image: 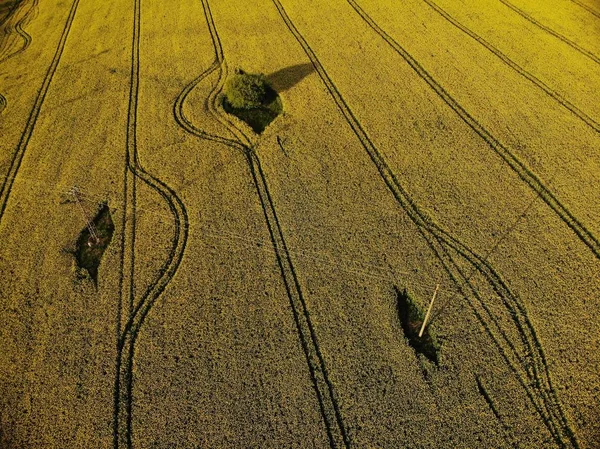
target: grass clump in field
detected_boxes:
[75,203,114,285]
[394,286,440,365]
[222,69,282,134]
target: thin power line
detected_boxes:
[1,172,420,283]
[0,171,556,302]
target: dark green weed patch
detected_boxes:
[395,286,441,365]
[75,203,114,284]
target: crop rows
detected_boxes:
[272,0,581,446]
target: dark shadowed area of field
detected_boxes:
[0,0,19,22]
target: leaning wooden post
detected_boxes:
[419,283,439,338]
[69,186,100,246]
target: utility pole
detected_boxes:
[68,186,99,246]
[419,283,439,338]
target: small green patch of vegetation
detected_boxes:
[222,69,282,134]
[394,286,441,365]
[224,71,270,109]
[75,203,114,285]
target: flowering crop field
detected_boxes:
[0,0,598,447]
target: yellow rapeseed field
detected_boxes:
[0,0,598,447]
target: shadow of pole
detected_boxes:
[266,62,314,92]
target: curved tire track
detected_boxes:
[173,1,350,447]
[0,0,38,63]
[420,0,600,133]
[272,0,579,447]
[112,0,189,447]
[173,61,243,149]
[0,0,79,224]
[496,0,600,65]
[0,0,39,116]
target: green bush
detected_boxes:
[224,71,270,109]
[395,286,441,365]
[221,69,282,134]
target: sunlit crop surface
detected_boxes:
[0,0,598,447]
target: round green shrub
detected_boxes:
[224,72,270,109]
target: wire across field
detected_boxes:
[271,1,581,446]
[0,0,598,447]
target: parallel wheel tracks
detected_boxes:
[0,0,590,446]
[0,0,189,447]
[569,0,600,20]
[420,0,600,134]
[272,0,580,447]
[173,1,350,448]
[113,0,189,447]
[496,0,600,65]
[346,0,600,263]
[0,0,79,224]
